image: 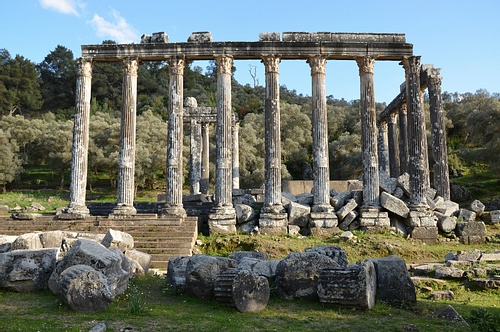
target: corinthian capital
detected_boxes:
[215,55,233,75]
[169,56,185,76]
[77,58,93,78]
[356,56,375,75]
[122,58,139,76]
[400,56,421,75]
[261,54,281,74]
[307,55,327,75]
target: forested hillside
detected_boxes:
[0,44,499,200]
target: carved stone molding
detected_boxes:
[122,58,139,76]
[77,58,93,78]
[356,56,375,75]
[215,55,233,75]
[307,55,327,75]
[169,56,185,76]
[261,54,281,74]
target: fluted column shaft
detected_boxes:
[164,56,186,216]
[356,56,380,208]
[200,122,210,194]
[232,120,240,190]
[402,56,428,207]
[190,118,202,194]
[387,111,400,177]
[214,55,234,207]
[378,121,390,182]
[262,55,283,210]
[308,56,331,211]
[66,58,92,216]
[428,69,450,200]
[398,103,409,175]
[114,58,139,214]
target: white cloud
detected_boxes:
[40,0,83,16]
[89,10,139,44]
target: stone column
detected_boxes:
[307,55,337,229]
[232,119,240,190]
[190,118,202,195]
[208,55,236,234]
[402,56,436,230]
[163,56,186,217]
[200,122,210,194]
[398,103,409,175]
[61,58,92,219]
[112,58,139,216]
[428,68,450,200]
[387,111,400,178]
[378,120,390,184]
[260,54,287,234]
[356,56,388,227]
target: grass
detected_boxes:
[0,272,498,332]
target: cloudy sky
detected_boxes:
[1,0,499,103]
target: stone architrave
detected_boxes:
[426,67,450,200]
[163,56,187,217]
[259,54,287,233]
[62,58,93,218]
[208,55,236,234]
[113,58,139,216]
[307,55,337,226]
[387,112,400,177]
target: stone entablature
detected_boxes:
[81,33,412,61]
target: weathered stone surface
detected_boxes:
[336,198,358,221]
[166,256,190,292]
[380,192,409,218]
[430,290,455,301]
[434,266,464,279]
[479,252,500,262]
[237,219,258,234]
[338,211,358,231]
[296,193,314,206]
[456,222,486,244]
[288,225,300,235]
[89,323,107,332]
[282,32,311,42]
[481,210,500,224]
[281,191,297,205]
[0,248,58,292]
[435,200,460,216]
[101,229,134,252]
[458,208,476,222]
[434,212,457,233]
[450,183,471,203]
[466,278,500,290]
[215,269,270,313]
[435,305,469,325]
[48,239,131,298]
[0,205,9,212]
[470,200,485,216]
[379,177,397,195]
[39,230,66,249]
[11,232,43,250]
[185,254,236,299]
[366,255,416,305]
[57,264,113,312]
[411,226,438,243]
[259,32,280,41]
[317,261,377,310]
[124,249,151,275]
[0,235,17,253]
[233,194,256,206]
[235,204,256,224]
[237,257,278,279]
[229,251,268,264]
[287,201,310,227]
[455,249,482,261]
[331,192,352,211]
[305,245,348,269]
[396,172,411,196]
[187,31,212,43]
[275,252,340,300]
[410,263,443,276]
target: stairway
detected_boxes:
[0,214,198,269]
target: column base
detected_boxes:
[310,211,338,228]
[208,205,236,235]
[359,207,390,228]
[161,205,187,218]
[109,204,137,218]
[405,208,437,228]
[259,211,288,235]
[58,204,90,220]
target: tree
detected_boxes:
[0,49,42,116]
[0,129,23,193]
[36,45,77,117]
[329,131,362,180]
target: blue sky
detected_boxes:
[1,0,499,103]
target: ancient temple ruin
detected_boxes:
[61,31,449,237]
